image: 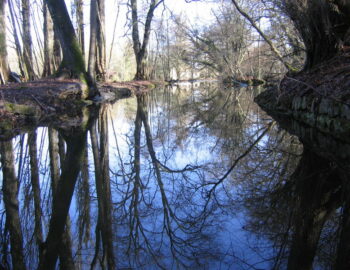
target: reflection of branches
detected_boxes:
[112,94,223,269]
[205,122,274,195]
[0,140,26,270]
[90,105,115,270]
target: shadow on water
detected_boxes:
[0,83,349,269]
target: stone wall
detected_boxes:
[255,87,350,144]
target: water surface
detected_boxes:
[0,83,349,269]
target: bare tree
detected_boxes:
[231,0,296,72]
[130,0,164,80]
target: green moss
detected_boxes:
[0,119,13,130]
[4,102,36,115]
[147,83,156,89]
[72,99,93,106]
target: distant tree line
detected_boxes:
[0,0,348,96]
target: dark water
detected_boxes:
[0,83,349,269]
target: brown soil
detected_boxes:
[0,79,156,108]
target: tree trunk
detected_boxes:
[0,141,26,270]
[75,0,85,57]
[96,0,106,81]
[8,0,25,78]
[88,0,98,84]
[43,1,55,77]
[22,0,36,80]
[0,0,9,84]
[45,0,98,98]
[282,0,350,70]
[130,0,163,80]
[53,28,62,72]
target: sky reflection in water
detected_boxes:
[1,83,348,269]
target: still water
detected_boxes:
[0,83,349,269]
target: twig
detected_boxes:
[30,94,47,111]
[284,75,350,107]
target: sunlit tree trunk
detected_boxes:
[0,141,26,270]
[96,0,106,81]
[0,0,9,84]
[88,0,98,84]
[8,0,25,78]
[43,1,55,77]
[22,0,36,79]
[75,0,85,57]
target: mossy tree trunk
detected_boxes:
[0,0,9,84]
[45,0,98,98]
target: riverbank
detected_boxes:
[0,79,157,139]
[255,52,350,143]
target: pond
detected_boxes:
[0,83,349,269]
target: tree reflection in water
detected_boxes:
[0,84,349,269]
